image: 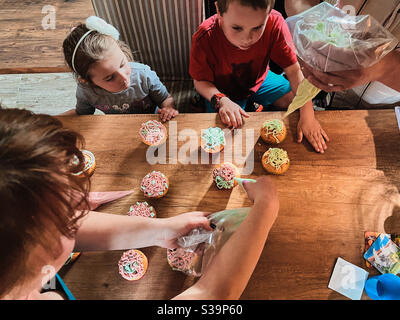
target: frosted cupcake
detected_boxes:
[200,127,225,153]
[141,171,169,198]
[118,249,148,281]
[139,120,167,146]
[167,248,196,274]
[71,149,96,178]
[262,147,290,175]
[212,162,240,190]
[260,119,287,144]
[128,201,156,218]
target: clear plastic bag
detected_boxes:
[169,207,250,277]
[286,2,398,72]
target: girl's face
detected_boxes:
[217,1,270,50]
[88,41,131,93]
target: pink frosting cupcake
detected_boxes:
[212,162,240,190]
[167,248,196,273]
[139,120,167,146]
[140,171,169,198]
[118,249,148,281]
[128,201,156,218]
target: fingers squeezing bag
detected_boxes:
[283,2,398,118]
[167,208,250,277]
[286,2,398,72]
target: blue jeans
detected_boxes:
[205,70,291,112]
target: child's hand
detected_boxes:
[156,211,213,248]
[158,106,179,122]
[218,98,249,129]
[242,176,279,207]
[297,115,329,153]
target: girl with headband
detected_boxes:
[61,16,178,122]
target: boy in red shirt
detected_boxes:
[190,0,329,153]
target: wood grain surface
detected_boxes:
[0,0,94,74]
[57,110,400,300]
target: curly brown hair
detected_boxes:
[216,0,275,15]
[63,23,134,83]
[0,107,90,298]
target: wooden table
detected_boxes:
[58,110,400,300]
[0,0,94,74]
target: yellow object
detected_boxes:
[283,79,321,118]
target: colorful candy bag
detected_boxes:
[286,2,398,72]
[172,207,250,277]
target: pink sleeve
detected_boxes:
[270,16,298,69]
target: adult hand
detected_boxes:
[298,50,389,93]
[218,97,249,129]
[156,211,213,248]
[297,113,329,153]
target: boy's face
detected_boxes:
[217,1,270,50]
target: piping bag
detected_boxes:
[74,190,134,210]
[234,177,257,189]
[175,207,251,276]
[66,189,134,266]
[173,179,257,276]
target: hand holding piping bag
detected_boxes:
[234,177,257,188]
[236,176,279,207]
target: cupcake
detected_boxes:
[141,171,169,198]
[128,201,156,218]
[262,147,290,175]
[118,249,148,281]
[200,127,225,153]
[71,150,96,178]
[139,120,167,146]
[212,162,240,190]
[167,248,196,274]
[260,119,287,144]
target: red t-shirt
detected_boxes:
[190,10,298,101]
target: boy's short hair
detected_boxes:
[217,0,275,15]
[0,107,90,298]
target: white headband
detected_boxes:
[71,16,120,74]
